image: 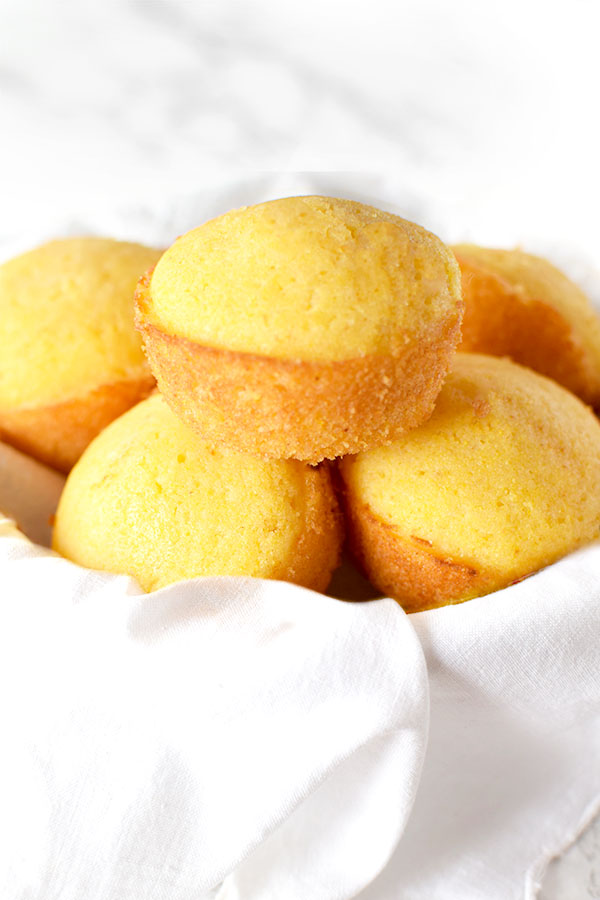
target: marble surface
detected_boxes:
[542,820,600,900]
[2,0,600,254]
[1,0,600,895]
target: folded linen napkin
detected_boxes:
[0,450,428,900]
[0,442,64,546]
[2,440,599,899]
[359,550,600,899]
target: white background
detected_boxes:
[1,0,599,894]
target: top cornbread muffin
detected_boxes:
[454,244,600,407]
[0,237,162,471]
[136,196,463,462]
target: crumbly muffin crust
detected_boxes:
[137,271,460,462]
[455,245,600,407]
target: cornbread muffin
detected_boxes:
[454,244,600,407]
[52,393,342,593]
[0,237,162,472]
[136,196,463,462]
[339,353,600,612]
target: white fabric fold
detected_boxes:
[2,439,599,899]
[358,551,600,899]
[0,442,64,546]
[0,512,429,900]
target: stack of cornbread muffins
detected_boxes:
[3,196,600,612]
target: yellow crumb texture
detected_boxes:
[52,393,341,592]
[148,196,462,362]
[342,354,600,600]
[0,237,162,408]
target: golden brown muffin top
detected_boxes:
[147,196,462,362]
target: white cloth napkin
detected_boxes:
[360,554,600,899]
[2,177,600,898]
[0,452,429,900]
[2,444,600,900]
